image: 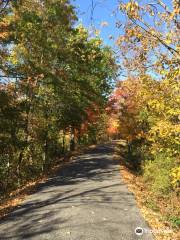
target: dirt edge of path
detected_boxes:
[113,140,179,240]
[0,144,97,220]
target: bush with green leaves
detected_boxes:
[143,153,177,195]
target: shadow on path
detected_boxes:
[0,142,151,240]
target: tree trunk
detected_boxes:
[62,130,66,153]
[70,127,75,151]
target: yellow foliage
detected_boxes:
[171,167,180,190]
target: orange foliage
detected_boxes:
[107,117,119,137]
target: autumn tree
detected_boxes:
[111,0,180,200]
[0,0,116,195]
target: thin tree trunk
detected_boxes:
[70,127,75,151]
[62,129,66,154]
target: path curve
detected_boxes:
[0,142,153,240]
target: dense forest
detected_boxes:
[0,0,179,230]
[107,0,180,228]
[0,0,116,195]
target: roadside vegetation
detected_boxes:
[107,0,180,231]
[0,0,116,199]
[0,0,179,234]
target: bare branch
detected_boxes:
[0,0,10,14]
[130,18,180,56]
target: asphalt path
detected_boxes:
[0,142,153,240]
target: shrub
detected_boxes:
[143,153,177,196]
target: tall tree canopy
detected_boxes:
[0,0,116,194]
[107,0,180,201]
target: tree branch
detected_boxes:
[130,18,180,56]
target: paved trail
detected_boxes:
[0,143,153,240]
